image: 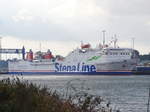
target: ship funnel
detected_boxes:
[26,49,33,61]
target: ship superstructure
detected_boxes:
[8,40,140,75]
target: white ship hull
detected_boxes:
[8,56,138,75]
[8,43,140,75]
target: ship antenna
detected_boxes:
[39,42,41,51]
[114,34,117,48]
[102,30,106,46]
[0,36,2,60]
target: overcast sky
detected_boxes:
[0,0,150,56]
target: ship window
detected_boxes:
[110,52,112,55]
[113,52,118,55]
[105,52,108,55]
[120,53,122,55]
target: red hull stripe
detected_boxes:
[9,70,131,72]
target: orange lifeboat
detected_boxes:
[81,44,91,49]
[43,50,53,59]
[26,49,33,61]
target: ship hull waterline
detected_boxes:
[8,71,133,75]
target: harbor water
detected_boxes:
[1,74,150,112]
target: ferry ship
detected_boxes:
[8,39,140,75]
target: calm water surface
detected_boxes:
[1,75,150,112]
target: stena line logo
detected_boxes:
[55,63,96,72]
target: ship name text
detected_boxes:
[55,63,96,72]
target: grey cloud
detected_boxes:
[0,0,150,53]
[107,0,150,16]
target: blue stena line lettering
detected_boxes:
[55,63,96,72]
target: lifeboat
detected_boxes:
[43,50,53,59]
[81,44,91,49]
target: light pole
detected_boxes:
[102,30,106,46]
[0,37,2,60]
